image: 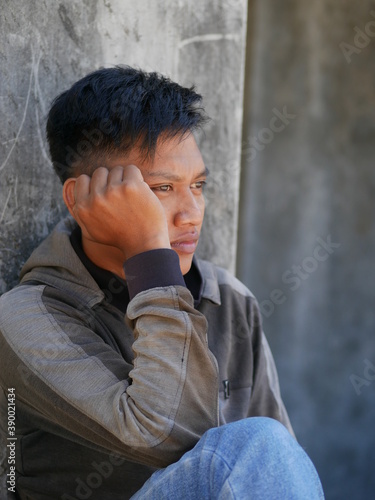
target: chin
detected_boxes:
[179,256,194,276]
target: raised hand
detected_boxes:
[63,165,171,260]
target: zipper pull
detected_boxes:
[223,379,230,399]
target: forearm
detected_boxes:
[0,279,219,467]
[126,285,219,452]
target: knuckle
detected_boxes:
[122,182,137,196]
[91,193,106,208]
[94,166,107,176]
[112,165,124,174]
[124,164,143,180]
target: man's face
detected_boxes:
[107,134,207,275]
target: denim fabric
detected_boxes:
[131,417,324,499]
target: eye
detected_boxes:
[152,185,172,192]
[191,180,207,190]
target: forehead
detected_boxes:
[107,134,206,178]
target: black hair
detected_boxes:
[46,66,208,183]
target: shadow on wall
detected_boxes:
[237,1,375,499]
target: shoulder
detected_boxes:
[195,258,255,303]
[0,283,45,311]
[0,284,47,347]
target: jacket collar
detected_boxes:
[194,257,221,306]
[20,217,105,308]
[20,216,222,308]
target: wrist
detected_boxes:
[124,248,185,299]
[119,236,171,261]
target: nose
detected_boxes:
[173,189,204,227]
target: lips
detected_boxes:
[170,233,199,254]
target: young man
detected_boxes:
[0,66,324,499]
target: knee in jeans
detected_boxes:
[242,417,293,449]
[201,417,293,458]
[243,416,291,439]
[213,416,289,440]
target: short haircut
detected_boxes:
[46,66,208,184]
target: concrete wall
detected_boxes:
[238,1,375,499]
[0,0,247,295]
[0,0,247,495]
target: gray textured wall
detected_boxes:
[0,0,247,496]
[238,1,375,499]
[0,0,247,294]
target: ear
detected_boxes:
[62,178,77,220]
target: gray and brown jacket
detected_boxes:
[0,217,293,499]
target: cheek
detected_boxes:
[199,197,205,218]
[159,200,171,216]
[158,194,205,230]
[157,201,175,233]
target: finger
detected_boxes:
[122,164,144,183]
[90,167,109,194]
[74,175,91,204]
[107,166,125,185]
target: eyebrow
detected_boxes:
[146,166,209,182]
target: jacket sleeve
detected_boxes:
[247,296,295,437]
[0,283,219,467]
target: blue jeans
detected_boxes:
[131,417,324,499]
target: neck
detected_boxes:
[81,236,126,279]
